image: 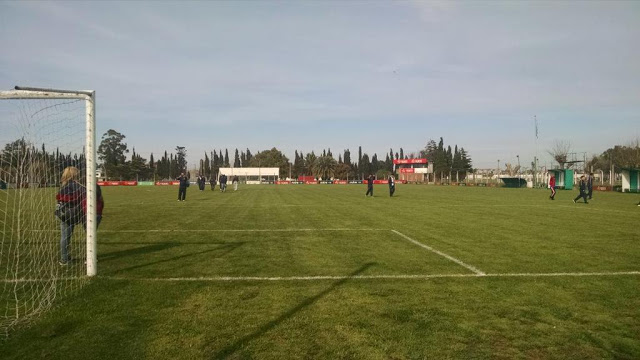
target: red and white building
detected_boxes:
[394,158,432,182]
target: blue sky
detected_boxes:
[1,1,638,169]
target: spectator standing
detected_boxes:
[56,166,86,265]
[177,172,189,201]
[210,177,216,191]
[388,175,396,197]
[198,175,206,191]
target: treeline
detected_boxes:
[0,138,86,185]
[92,129,475,181]
[421,138,473,180]
[586,142,640,172]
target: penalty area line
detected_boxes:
[391,229,486,276]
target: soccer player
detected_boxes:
[177,172,189,201]
[573,175,588,204]
[365,174,374,197]
[388,174,395,197]
[549,175,556,200]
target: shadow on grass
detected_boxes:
[211,262,376,359]
[99,242,180,262]
[105,242,245,275]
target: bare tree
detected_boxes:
[548,140,571,169]
[503,163,521,176]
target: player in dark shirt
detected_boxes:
[177,172,189,201]
[365,174,374,197]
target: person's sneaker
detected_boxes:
[59,261,68,266]
[573,199,576,203]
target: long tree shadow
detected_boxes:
[105,242,245,275]
[211,262,376,359]
[99,242,180,262]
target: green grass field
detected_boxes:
[2,184,639,359]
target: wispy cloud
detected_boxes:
[1,1,638,167]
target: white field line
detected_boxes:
[119,271,639,281]
[0,277,85,283]
[391,229,486,276]
[98,228,385,233]
[554,204,638,215]
[3,271,639,283]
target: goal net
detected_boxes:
[0,87,97,337]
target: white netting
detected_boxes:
[0,94,90,337]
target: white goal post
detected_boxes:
[0,86,98,337]
[0,86,97,276]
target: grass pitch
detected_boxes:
[2,184,639,359]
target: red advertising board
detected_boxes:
[333,180,348,185]
[98,181,122,186]
[98,181,138,186]
[275,181,291,184]
[393,158,427,165]
[154,181,180,186]
[298,176,315,182]
[399,168,415,173]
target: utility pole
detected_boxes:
[517,155,520,187]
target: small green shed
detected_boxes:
[621,168,640,193]
[549,169,574,190]
[500,177,527,188]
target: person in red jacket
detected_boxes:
[82,183,104,228]
[549,175,556,200]
[56,167,85,265]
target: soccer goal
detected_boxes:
[0,86,96,336]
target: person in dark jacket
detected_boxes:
[210,177,216,191]
[388,175,396,197]
[365,174,374,197]
[573,175,588,204]
[177,172,189,201]
[198,175,205,191]
[587,172,594,200]
[220,174,227,192]
[56,166,86,265]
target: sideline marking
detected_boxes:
[3,271,638,283]
[391,229,486,275]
